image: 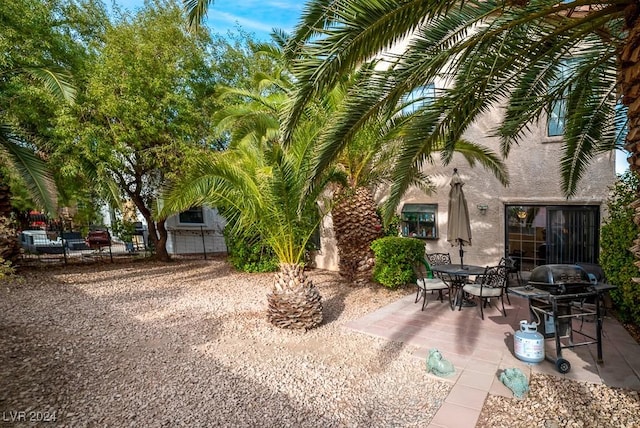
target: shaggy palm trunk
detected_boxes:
[332,186,383,283]
[0,179,20,264]
[620,5,640,277]
[267,263,323,329]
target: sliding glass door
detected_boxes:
[505,205,599,271]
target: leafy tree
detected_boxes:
[0,0,99,261]
[57,0,219,261]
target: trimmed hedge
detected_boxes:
[371,236,425,288]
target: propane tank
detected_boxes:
[514,320,545,363]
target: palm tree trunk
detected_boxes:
[267,263,323,329]
[332,185,383,283]
[619,4,640,274]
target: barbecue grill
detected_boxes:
[510,264,614,373]
[528,264,594,295]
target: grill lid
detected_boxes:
[529,264,591,285]
[528,264,593,294]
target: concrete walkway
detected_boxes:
[344,289,640,428]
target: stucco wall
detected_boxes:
[313,107,616,271]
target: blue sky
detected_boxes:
[110,0,304,40]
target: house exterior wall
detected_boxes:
[165,207,227,255]
[312,105,616,271]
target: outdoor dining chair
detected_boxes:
[498,256,521,304]
[426,252,452,267]
[412,260,451,311]
[461,265,509,320]
[426,252,454,282]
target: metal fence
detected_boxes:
[17,225,228,267]
[18,226,150,267]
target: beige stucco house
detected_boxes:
[312,99,616,273]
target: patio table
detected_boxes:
[431,264,486,310]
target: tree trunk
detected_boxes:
[129,192,171,262]
[267,263,323,329]
[331,185,383,284]
[0,177,21,264]
[619,4,640,275]
[143,214,171,262]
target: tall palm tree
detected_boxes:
[282,1,630,219]
[314,65,506,281]
[181,0,511,279]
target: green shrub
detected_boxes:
[600,171,640,325]
[226,233,279,273]
[371,236,425,288]
[380,213,402,237]
[0,257,15,280]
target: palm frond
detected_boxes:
[0,125,58,214]
[183,0,213,32]
[23,66,76,103]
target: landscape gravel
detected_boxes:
[1,258,639,427]
[0,258,449,427]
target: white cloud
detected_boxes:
[211,11,277,33]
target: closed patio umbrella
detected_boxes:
[447,169,472,267]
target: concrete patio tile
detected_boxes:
[429,402,481,428]
[344,287,640,427]
[471,347,505,363]
[464,358,500,376]
[456,369,495,391]
[444,383,488,410]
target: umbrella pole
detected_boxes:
[459,239,464,268]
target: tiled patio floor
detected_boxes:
[344,288,640,428]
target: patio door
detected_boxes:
[545,207,599,264]
[505,205,600,271]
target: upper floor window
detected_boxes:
[402,83,436,115]
[547,60,576,137]
[178,206,204,224]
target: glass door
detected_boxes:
[505,205,599,271]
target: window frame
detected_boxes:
[178,206,205,225]
[399,203,438,239]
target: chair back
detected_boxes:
[412,259,433,279]
[426,253,452,266]
[498,257,518,272]
[481,265,509,289]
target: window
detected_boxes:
[548,99,566,137]
[178,206,204,224]
[547,60,575,137]
[402,83,436,114]
[400,204,438,239]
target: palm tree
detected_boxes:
[279,1,630,218]
[161,39,337,329]
[181,0,511,280]
[183,0,214,31]
[314,65,506,282]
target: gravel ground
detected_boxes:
[1,258,639,428]
[0,258,449,427]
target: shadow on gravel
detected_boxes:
[0,264,341,427]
